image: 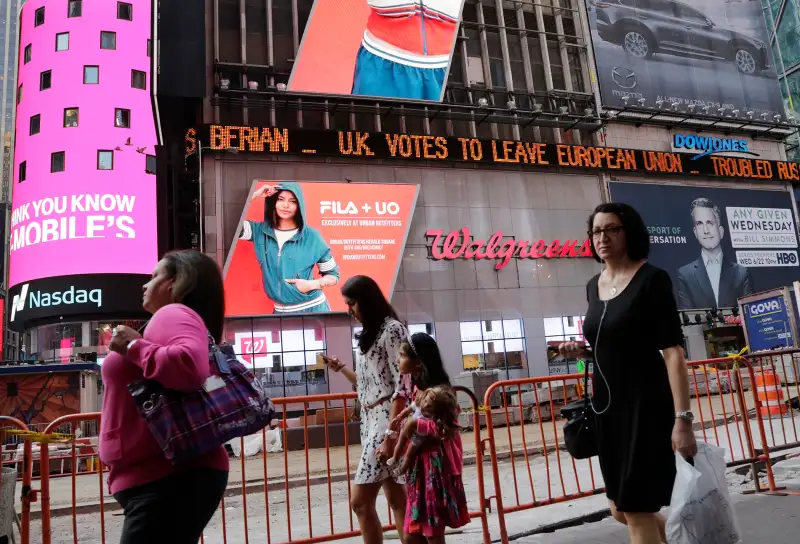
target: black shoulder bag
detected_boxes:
[561,360,597,459]
[561,300,609,459]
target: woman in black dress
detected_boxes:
[560,203,697,544]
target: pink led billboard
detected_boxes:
[9,0,158,328]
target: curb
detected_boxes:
[500,508,612,542]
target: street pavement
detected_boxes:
[519,492,800,543]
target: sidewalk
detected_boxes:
[518,492,800,543]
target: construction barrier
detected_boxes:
[25,388,490,544]
[12,351,800,544]
[0,416,33,544]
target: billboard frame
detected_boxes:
[287,0,467,103]
[738,287,799,353]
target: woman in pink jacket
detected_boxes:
[100,250,229,544]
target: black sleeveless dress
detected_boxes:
[582,263,683,513]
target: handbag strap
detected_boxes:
[581,358,590,409]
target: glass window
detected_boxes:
[16,84,21,104]
[131,70,146,90]
[64,107,79,127]
[118,2,133,21]
[84,66,99,84]
[29,114,40,135]
[101,31,117,50]
[115,108,130,128]
[459,320,527,375]
[408,323,435,337]
[228,317,328,398]
[51,151,65,173]
[35,7,44,27]
[146,154,157,174]
[147,39,152,57]
[40,70,52,90]
[18,161,26,183]
[97,150,114,170]
[24,44,31,64]
[56,32,69,51]
[68,1,82,18]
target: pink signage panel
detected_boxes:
[10,0,158,288]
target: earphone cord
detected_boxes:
[589,300,612,416]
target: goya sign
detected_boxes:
[426,227,592,270]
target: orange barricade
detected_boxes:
[15,353,800,544]
[0,416,33,544]
[26,389,490,544]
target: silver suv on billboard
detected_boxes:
[592,0,770,75]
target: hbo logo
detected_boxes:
[777,252,798,265]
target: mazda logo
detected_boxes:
[611,66,637,89]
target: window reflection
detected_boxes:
[226,317,327,399]
[459,320,526,378]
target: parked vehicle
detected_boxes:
[592,0,771,74]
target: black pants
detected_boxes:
[114,467,228,544]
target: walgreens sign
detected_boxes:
[426,227,592,270]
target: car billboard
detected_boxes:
[8,0,158,330]
[288,0,466,101]
[224,181,419,317]
[608,182,799,310]
[587,0,784,118]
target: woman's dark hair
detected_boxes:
[162,249,226,343]
[264,189,304,230]
[406,332,451,390]
[587,203,650,263]
[341,275,398,353]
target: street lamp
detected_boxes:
[186,144,239,252]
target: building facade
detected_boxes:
[198,0,800,400]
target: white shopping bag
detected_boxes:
[666,442,741,544]
[227,429,283,457]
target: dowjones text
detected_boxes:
[9,193,137,252]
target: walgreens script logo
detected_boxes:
[426,227,592,270]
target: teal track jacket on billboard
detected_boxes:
[240,182,339,313]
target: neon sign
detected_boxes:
[426,228,592,270]
[673,134,757,161]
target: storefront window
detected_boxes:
[459,320,526,376]
[225,317,327,399]
[544,315,587,376]
[352,323,435,364]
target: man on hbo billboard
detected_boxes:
[609,182,799,311]
[588,0,784,118]
[224,181,419,317]
[677,198,753,309]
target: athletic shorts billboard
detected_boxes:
[608,182,799,310]
[288,0,466,101]
[587,0,784,118]
[224,181,419,317]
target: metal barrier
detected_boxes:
[16,353,800,544]
[482,353,800,544]
[0,416,33,544]
[26,388,490,544]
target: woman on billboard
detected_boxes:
[239,182,340,313]
[352,0,462,100]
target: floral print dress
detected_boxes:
[354,318,410,484]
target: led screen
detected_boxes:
[288,0,467,101]
[608,182,799,310]
[8,0,158,327]
[224,181,419,317]
[587,0,784,118]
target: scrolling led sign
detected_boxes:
[186,125,800,183]
[426,227,592,270]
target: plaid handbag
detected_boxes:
[128,336,275,463]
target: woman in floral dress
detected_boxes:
[326,275,410,544]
